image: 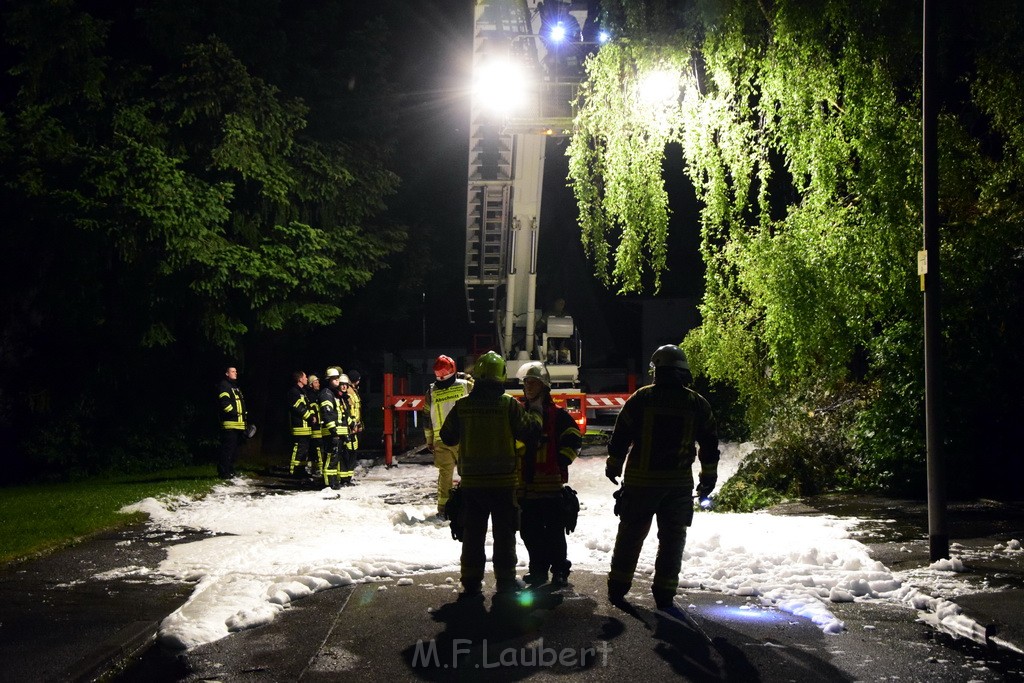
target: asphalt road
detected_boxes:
[3,464,1023,683]
[119,568,1024,682]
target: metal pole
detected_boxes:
[922,0,948,561]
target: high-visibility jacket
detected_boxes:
[288,385,314,436]
[606,382,719,488]
[336,391,354,442]
[439,381,540,488]
[423,376,472,446]
[347,387,362,429]
[518,397,581,498]
[218,378,247,431]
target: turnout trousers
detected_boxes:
[519,495,570,580]
[608,486,694,602]
[460,487,519,590]
[433,441,459,513]
[218,429,243,479]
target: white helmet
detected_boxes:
[516,361,550,388]
[325,366,342,380]
[338,374,351,385]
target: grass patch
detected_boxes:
[0,465,224,566]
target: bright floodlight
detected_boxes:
[474,59,529,114]
[637,69,679,108]
[550,22,566,43]
[598,30,611,44]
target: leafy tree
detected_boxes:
[569,0,1024,496]
[0,0,404,480]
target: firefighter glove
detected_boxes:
[695,474,717,500]
[605,463,621,485]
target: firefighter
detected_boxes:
[424,355,472,517]
[439,351,541,596]
[605,345,720,609]
[336,374,358,486]
[216,366,248,479]
[319,366,344,489]
[347,370,363,451]
[515,361,581,587]
[287,371,314,477]
[306,374,323,479]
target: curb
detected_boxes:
[63,620,160,682]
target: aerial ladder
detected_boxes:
[382,1,634,466]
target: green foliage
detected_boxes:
[0,0,406,481]
[569,0,1024,498]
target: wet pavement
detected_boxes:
[2,473,1023,682]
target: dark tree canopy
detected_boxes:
[0,0,407,480]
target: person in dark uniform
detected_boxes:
[216,366,247,479]
[515,361,581,587]
[287,371,314,476]
[306,374,323,478]
[605,345,720,609]
[319,366,344,489]
[439,351,541,597]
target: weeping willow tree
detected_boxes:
[568,0,1024,495]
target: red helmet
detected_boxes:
[433,355,457,381]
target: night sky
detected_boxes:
[372,0,705,369]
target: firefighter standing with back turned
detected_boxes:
[516,361,581,587]
[605,345,720,610]
[424,355,472,517]
[439,351,540,597]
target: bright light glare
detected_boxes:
[550,22,566,42]
[638,69,680,108]
[598,30,611,44]
[473,60,529,114]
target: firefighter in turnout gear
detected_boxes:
[306,374,324,479]
[515,361,581,587]
[287,371,314,476]
[605,345,720,609]
[347,370,363,451]
[319,366,344,489]
[217,366,248,479]
[439,351,541,596]
[336,374,358,486]
[424,355,472,517]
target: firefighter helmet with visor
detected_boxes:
[649,345,690,373]
[516,361,550,388]
[473,351,507,382]
[433,355,457,381]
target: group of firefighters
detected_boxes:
[427,344,720,609]
[287,367,364,489]
[219,342,720,609]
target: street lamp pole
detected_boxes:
[922,0,948,561]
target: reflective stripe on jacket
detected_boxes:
[288,385,313,436]
[439,381,540,488]
[319,387,339,438]
[607,383,719,488]
[218,379,247,431]
[424,378,472,442]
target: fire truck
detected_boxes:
[382,1,634,465]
